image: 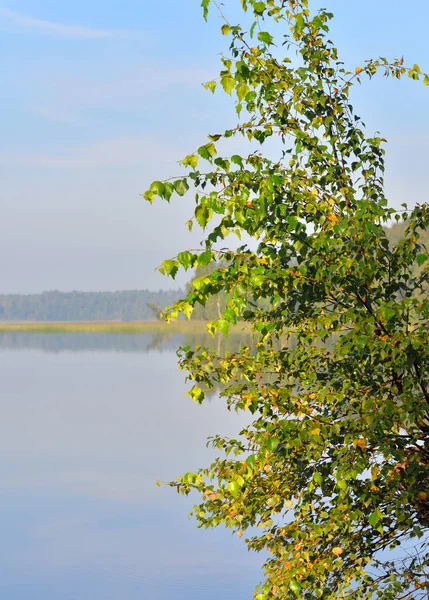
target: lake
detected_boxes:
[0,333,261,599]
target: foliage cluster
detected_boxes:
[146,1,429,597]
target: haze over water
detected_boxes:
[0,333,261,599]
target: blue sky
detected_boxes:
[1,0,428,293]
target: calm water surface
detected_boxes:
[0,333,261,599]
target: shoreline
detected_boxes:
[0,321,247,334]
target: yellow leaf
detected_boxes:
[237,530,244,537]
[332,547,344,557]
[371,466,380,481]
[355,66,364,74]
[353,439,365,451]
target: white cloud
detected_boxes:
[0,7,138,39]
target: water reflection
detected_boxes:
[0,331,254,354]
[0,333,261,599]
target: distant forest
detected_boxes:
[0,290,183,322]
[0,223,426,322]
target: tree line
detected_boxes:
[0,289,183,322]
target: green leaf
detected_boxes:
[236,475,245,488]
[195,205,212,228]
[143,190,155,203]
[181,154,199,169]
[368,509,383,528]
[174,179,189,196]
[221,76,235,95]
[163,182,174,201]
[380,306,396,322]
[198,146,210,160]
[203,80,216,93]
[236,83,250,102]
[265,437,280,452]
[228,481,240,498]
[253,1,265,15]
[181,302,194,320]
[189,386,204,404]
[198,143,217,160]
[160,259,179,279]
[337,479,348,492]
[206,142,217,157]
[216,319,230,336]
[313,472,323,485]
[177,251,194,270]
[257,31,273,45]
[198,249,213,266]
[246,454,256,470]
[289,579,302,596]
[231,155,243,167]
[295,14,305,33]
[150,181,165,197]
[183,472,195,484]
[201,0,210,21]
[251,274,264,287]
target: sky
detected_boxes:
[1,0,428,293]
